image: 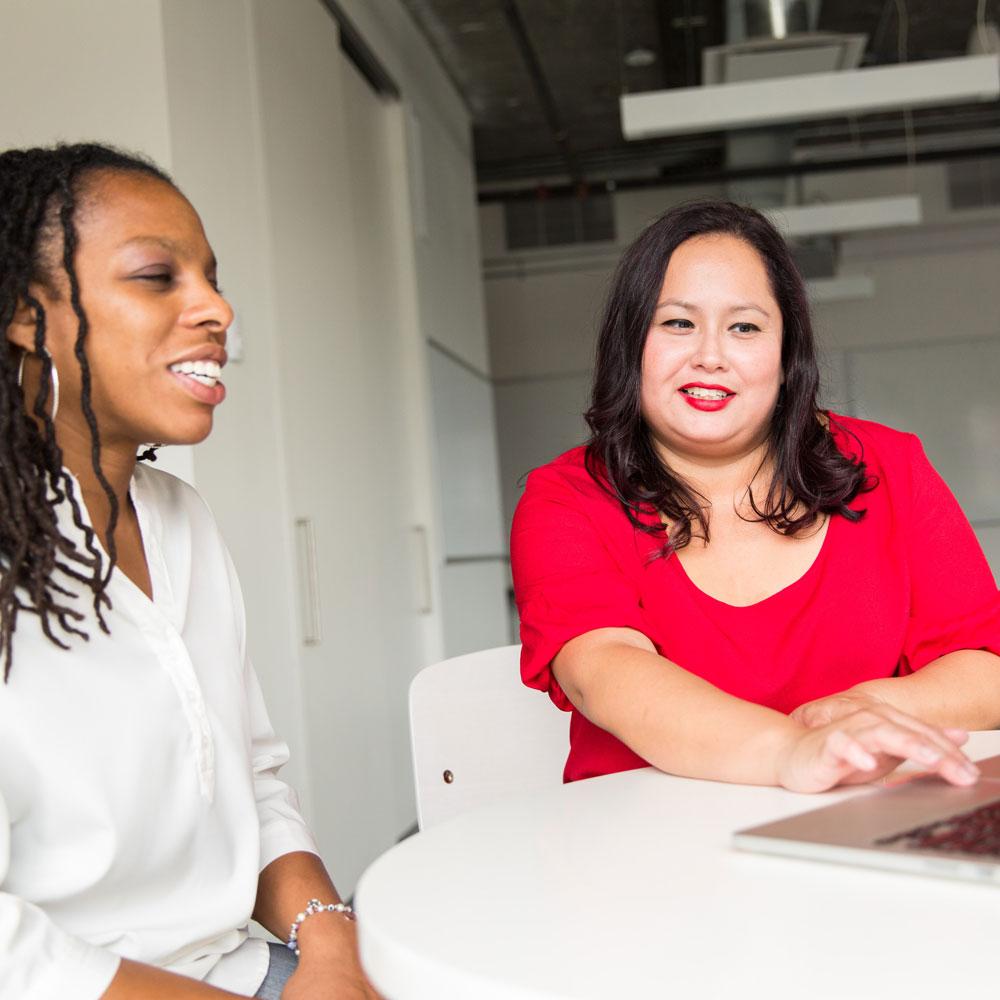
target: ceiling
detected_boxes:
[397,0,1000,195]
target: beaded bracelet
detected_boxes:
[286,897,356,956]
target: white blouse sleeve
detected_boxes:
[244,660,319,869]
[0,794,120,1000]
[220,543,319,870]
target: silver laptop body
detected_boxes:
[733,754,1000,885]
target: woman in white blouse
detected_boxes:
[0,144,378,999]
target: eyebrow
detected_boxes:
[730,302,771,318]
[654,297,770,318]
[118,235,217,272]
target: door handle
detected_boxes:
[294,516,322,645]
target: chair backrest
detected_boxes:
[409,644,570,829]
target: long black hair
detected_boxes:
[0,142,174,680]
[585,200,870,552]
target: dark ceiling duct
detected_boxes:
[721,0,823,208]
[500,0,582,186]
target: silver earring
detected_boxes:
[17,348,59,422]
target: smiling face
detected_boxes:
[639,233,784,466]
[16,170,232,457]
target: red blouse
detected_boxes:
[511,414,1000,783]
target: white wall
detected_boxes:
[0,0,171,156]
[337,0,491,374]
[484,165,1000,581]
[329,1,508,657]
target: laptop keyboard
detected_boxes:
[876,800,1000,857]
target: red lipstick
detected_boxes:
[679,382,735,412]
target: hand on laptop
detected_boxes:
[776,703,979,793]
[790,688,889,729]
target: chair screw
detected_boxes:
[443,770,454,784]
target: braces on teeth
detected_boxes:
[684,387,729,399]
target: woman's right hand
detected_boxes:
[774,705,979,793]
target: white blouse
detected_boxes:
[0,465,318,999]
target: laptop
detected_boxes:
[733,754,1000,885]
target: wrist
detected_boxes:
[769,717,809,788]
[847,680,892,706]
[295,915,358,967]
[287,898,356,958]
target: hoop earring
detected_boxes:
[17,348,60,422]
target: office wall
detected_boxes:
[335,0,508,658]
[0,0,171,156]
[337,0,491,375]
[484,165,1000,581]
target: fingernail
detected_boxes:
[917,747,942,764]
[965,762,980,779]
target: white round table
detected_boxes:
[355,731,1000,1000]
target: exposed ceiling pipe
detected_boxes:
[477,141,1000,203]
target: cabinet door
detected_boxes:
[255,2,437,892]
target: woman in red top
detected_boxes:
[511,201,1000,793]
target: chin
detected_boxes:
[151,419,215,448]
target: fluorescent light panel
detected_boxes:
[805,275,875,303]
[621,54,1000,139]
[764,195,922,237]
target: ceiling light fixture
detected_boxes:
[623,48,657,68]
[620,54,1000,139]
[764,195,922,238]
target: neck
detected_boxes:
[653,436,772,506]
[56,419,137,523]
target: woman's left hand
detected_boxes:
[791,687,888,729]
[792,686,971,752]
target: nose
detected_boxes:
[186,279,234,341]
[689,327,727,372]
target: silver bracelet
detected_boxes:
[286,897,356,956]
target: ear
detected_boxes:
[5,298,39,352]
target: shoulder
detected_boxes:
[512,445,644,557]
[516,445,630,528]
[825,412,921,470]
[522,445,614,505]
[132,463,219,532]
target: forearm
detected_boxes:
[253,851,358,964]
[853,650,1000,730]
[554,628,804,785]
[101,960,244,999]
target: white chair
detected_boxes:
[409,644,570,829]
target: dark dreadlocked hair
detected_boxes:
[585,200,872,554]
[0,142,174,680]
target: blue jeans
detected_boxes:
[254,942,299,999]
